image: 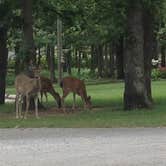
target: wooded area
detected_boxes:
[0,0,166,110]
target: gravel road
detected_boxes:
[0,128,166,166]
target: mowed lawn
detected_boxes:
[0,80,166,128]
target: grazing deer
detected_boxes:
[60,76,92,110]
[15,69,41,119]
[40,76,61,108]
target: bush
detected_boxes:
[151,68,161,80]
[159,67,166,79]
[151,67,166,80]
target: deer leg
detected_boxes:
[72,93,76,110]
[45,92,48,102]
[80,95,86,110]
[24,95,29,119]
[41,91,43,103]
[15,94,19,119]
[34,96,39,119]
[61,91,69,113]
[19,95,23,118]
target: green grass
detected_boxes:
[0,80,166,128]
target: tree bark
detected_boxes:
[109,43,116,78]
[50,46,56,82]
[15,42,21,75]
[161,46,166,67]
[123,2,152,110]
[90,45,96,73]
[37,47,41,67]
[78,50,81,75]
[116,38,124,79]
[0,28,8,104]
[143,8,154,102]
[46,44,51,69]
[22,0,35,67]
[97,44,103,77]
[66,49,72,75]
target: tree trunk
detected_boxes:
[161,46,166,67]
[104,44,110,77]
[97,44,103,77]
[22,0,35,67]
[22,0,44,110]
[50,46,56,82]
[109,43,116,78]
[116,38,124,79]
[37,47,41,67]
[123,2,152,110]
[15,42,21,75]
[66,49,72,75]
[46,44,51,69]
[90,45,96,73]
[78,50,81,75]
[143,8,154,102]
[0,28,8,104]
[57,15,63,83]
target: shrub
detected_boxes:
[159,67,166,79]
[151,68,161,80]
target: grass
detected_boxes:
[0,80,166,128]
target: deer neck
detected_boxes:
[82,89,88,102]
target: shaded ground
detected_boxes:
[0,128,166,166]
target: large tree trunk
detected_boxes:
[22,0,35,67]
[123,2,152,110]
[0,28,8,104]
[22,0,44,110]
[143,9,154,102]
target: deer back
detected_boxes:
[61,77,86,95]
[15,74,41,95]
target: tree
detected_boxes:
[123,1,153,110]
[0,27,8,104]
[22,0,36,67]
[0,0,19,104]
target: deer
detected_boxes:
[15,69,41,119]
[60,76,92,111]
[40,76,61,108]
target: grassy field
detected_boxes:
[0,80,166,128]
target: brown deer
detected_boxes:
[60,76,92,110]
[15,69,41,119]
[40,76,61,108]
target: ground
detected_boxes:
[0,128,166,166]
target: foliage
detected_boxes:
[151,67,166,80]
[151,68,162,80]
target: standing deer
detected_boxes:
[60,76,92,110]
[15,69,41,119]
[40,76,61,108]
